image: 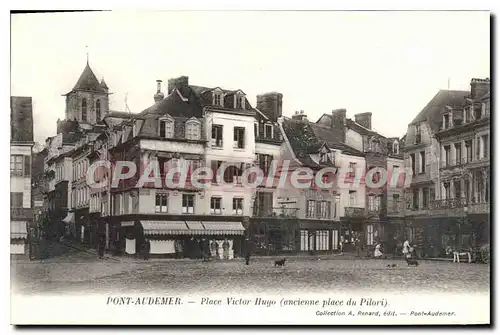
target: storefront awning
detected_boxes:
[185,221,205,234]
[62,212,75,224]
[202,221,246,235]
[11,221,27,239]
[141,220,190,236]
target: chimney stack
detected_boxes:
[167,76,189,95]
[354,112,372,130]
[291,110,308,121]
[256,92,283,122]
[154,79,164,103]
[470,78,490,99]
[331,109,346,126]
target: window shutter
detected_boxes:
[24,156,31,177]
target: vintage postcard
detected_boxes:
[9,10,490,325]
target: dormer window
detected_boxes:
[393,141,399,154]
[185,118,201,140]
[264,123,273,139]
[159,116,174,138]
[213,92,223,107]
[81,98,87,122]
[236,95,245,109]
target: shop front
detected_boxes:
[114,217,247,259]
[298,220,341,254]
[248,218,299,256]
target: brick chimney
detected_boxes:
[167,76,189,94]
[470,78,490,99]
[354,112,372,130]
[291,110,308,122]
[154,79,164,103]
[331,109,346,126]
[256,92,283,122]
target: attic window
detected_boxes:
[236,95,245,109]
[159,117,174,138]
[264,124,273,139]
[213,93,223,107]
[393,142,399,154]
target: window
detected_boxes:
[10,155,24,176]
[320,201,331,218]
[422,187,429,209]
[210,197,222,215]
[464,179,470,202]
[465,140,473,162]
[236,95,245,109]
[443,114,449,129]
[444,183,451,200]
[213,93,222,106]
[258,154,273,176]
[476,137,481,159]
[182,194,195,214]
[254,192,273,216]
[482,135,489,158]
[159,119,174,138]
[444,146,450,167]
[368,195,375,211]
[366,225,374,246]
[334,194,340,218]
[10,192,23,208]
[300,230,310,251]
[96,100,101,121]
[315,230,330,251]
[233,127,245,149]
[349,191,356,206]
[232,198,243,215]
[412,188,419,209]
[473,104,482,120]
[451,143,461,165]
[415,124,421,144]
[371,140,380,152]
[454,181,461,200]
[264,124,273,139]
[393,142,399,154]
[348,162,356,178]
[82,98,87,122]
[392,194,400,212]
[420,151,426,173]
[185,121,201,140]
[306,200,316,218]
[410,153,416,175]
[155,193,168,213]
[211,125,223,147]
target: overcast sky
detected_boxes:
[11,11,490,144]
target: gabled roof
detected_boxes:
[345,119,377,136]
[69,62,108,94]
[410,90,469,133]
[282,118,365,167]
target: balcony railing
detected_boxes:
[344,207,366,218]
[405,198,490,216]
[252,207,299,218]
[440,156,487,169]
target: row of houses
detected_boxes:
[14,60,489,260]
[37,61,407,258]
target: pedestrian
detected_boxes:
[403,238,411,259]
[355,234,361,257]
[143,238,151,260]
[222,238,230,260]
[97,235,105,259]
[244,238,253,265]
[374,241,383,258]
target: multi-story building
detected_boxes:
[280,112,367,254]
[10,96,34,256]
[403,78,490,258]
[315,109,405,250]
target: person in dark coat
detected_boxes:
[97,235,105,259]
[245,238,254,265]
[143,239,151,260]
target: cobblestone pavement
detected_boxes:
[11,251,490,296]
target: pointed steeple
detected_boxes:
[72,62,106,93]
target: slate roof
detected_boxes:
[282,118,365,168]
[138,83,254,120]
[10,96,34,143]
[409,90,469,133]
